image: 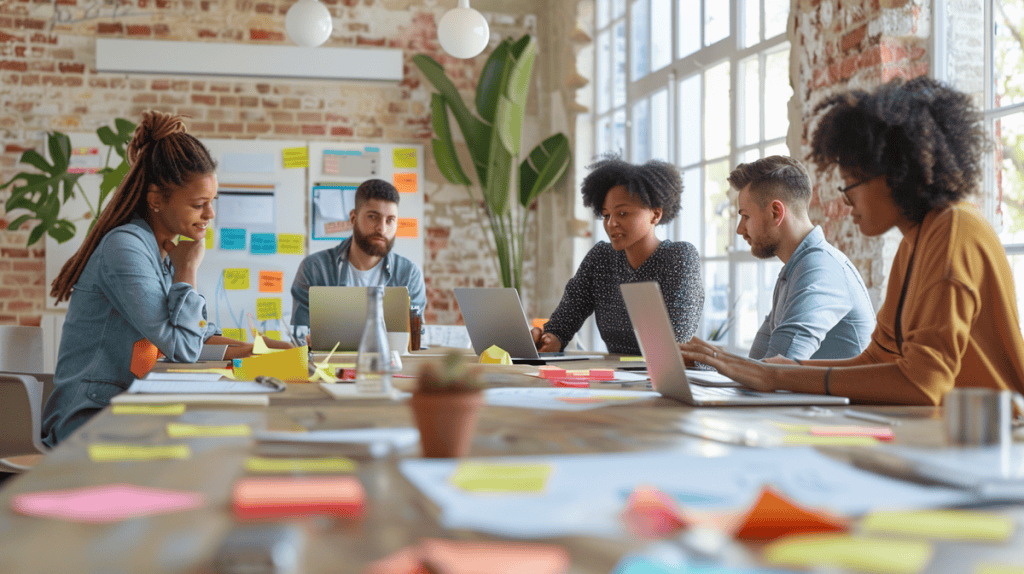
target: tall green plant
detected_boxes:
[413,35,571,292]
[1,118,136,246]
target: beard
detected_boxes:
[353,224,395,257]
[748,235,780,259]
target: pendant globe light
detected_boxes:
[286,0,333,47]
[437,0,490,59]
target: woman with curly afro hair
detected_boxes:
[531,155,703,355]
[680,77,1024,405]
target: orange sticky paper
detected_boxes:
[365,538,570,574]
[232,476,365,520]
[393,172,417,193]
[732,486,849,541]
[259,270,284,293]
[397,218,418,238]
[620,486,690,538]
[538,366,566,379]
[532,318,549,329]
[811,425,895,441]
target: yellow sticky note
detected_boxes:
[205,227,213,249]
[620,356,644,362]
[234,345,308,381]
[166,422,252,438]
[976,564,1024,574]
[278,233,304,255]
[393,172,417,193]
[396,217,418,238]
[265,330,281,341]
[449,462,552,493]
[244,456,357,474]
[252,335,286,355]
[782,435,879,447]
[223,328,247,342]
[257,297,282,321]
[393,147,417,168]
[224,268,250,290]
[772,421,813,432]
[282,146,309,168]
[111,403,186,416]
[861,510,1014,542]
[88,443,191,462]
[764,534,932,574]
[480,344,512,365]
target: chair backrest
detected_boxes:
[0,326,43,373]
[0,374,47,468]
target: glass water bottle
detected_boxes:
[355,286,392,393]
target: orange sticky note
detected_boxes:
[393,172,417,193]
[259,270,284,293]
[396,218,418,238]
[365,539,570,574]
[732,486,849,541]
[231,476,365,520]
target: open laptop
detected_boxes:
[621,281,849,406]
[453,287,603,364]
[309,286,410,352]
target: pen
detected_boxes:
[843,409,902,426]
[254,376,286,392]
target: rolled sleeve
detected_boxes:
[763,258,852,360]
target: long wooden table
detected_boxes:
[0,350,1022,573]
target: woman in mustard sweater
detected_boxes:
[680,77,1024,405]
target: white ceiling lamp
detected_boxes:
[286,0,333,47]
[437,0,490,59]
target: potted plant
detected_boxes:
[409,351,485,458]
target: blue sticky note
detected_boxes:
[250,233,277,255]
[221,229,246,250]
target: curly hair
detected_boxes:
[580,154,683,223]
[354,178,400,210]
[809,77,986,224]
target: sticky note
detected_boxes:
[166,422,252,438]
[589,368,615,379]
[396,217,418,238]
[366,539,571,574]
[282,146,309,168]
[255,270,283,293]
[234,345,308,381]
[763,534,932,574]
[976,565,1024,574]
[265,330,281,341]
[252,335,287,355]
[257,297,282,321]
[449,462,552,493]
[621,356,644,362]
[479,344,512,365]
[278,233,304,255]
[112,403,186,416]
[393,172,417,193]
[222,328,247,342]
[244,456,357,474]
[532,318,548,329]
[861,510,1014,541]
[88,443,191,462]
[232,476,365,520]
[250,233,277,254]
[223,268,250,290]
[538,366,566,379]
[11,484,204,524]
[811,425,894,440]
[393,147,417,168]
[205,227,213,249]
[733,486,848,541]
[621,486,690,538]
[220,228,246,250]
[782,435,879,447]
[553,379,589,388]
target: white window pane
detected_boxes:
[741,56,760,146]
[764,49,792,140]
[735,261,759,351]
[651,0,672,71]
[704,62,731,160]
[994,0,1024,107]
[743,0,759,48]
[613,22,627,108]
[741,148,761,164]
[613,0,627,19]
[679,167,702,248]
[997,112,1024,243]
[631,0,650,80]
[705,159,732,256]
[765,0,788,39]
[678,74,701,166]
[651,89,669,160]
[677,0,700,58]
[613,109,627,154]
[596,115,612,155]
[632,98,651,162]
[705,0,729,45]
[597,31,611,114]
[597,0,610,29]
[703,260,731,340]
[765,141,789,157]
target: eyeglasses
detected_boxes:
[837,177,874,194]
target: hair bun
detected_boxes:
[126,110,189,165]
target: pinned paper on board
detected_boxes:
[233,345,308,381]
[257,297,282,321]
[223,268,250,290]
[221,152,275,174]
[277,234,304,255]
[259,271,284,293]
[11,484,204,524]
[217,185,276,229]
[393,147,417,168]
[220,229,246,250]
[222,328,247,342]
[393,172,417,193]
[396,218,419,238]
[68,146,102,174]
[88,444,192,462]
[282,147,309,168]
[449,462,552,493]
[264,330,281,341]
[312,184,359,240]
[322,148,379,178]
[250,233,277,254]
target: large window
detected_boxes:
[592,0,793,352]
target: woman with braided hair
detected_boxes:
[680,77,1024,405]
[532,155,703,355]
[43,111,283,446]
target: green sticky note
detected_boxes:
[205,227,214,249]
[111,403,186,416]
[282,146,309,168]
[257,297,282,321]
[763,534,932,574]
[89,443,191,462]
[222,328,247,342]
[449,462,552,493]
[861,510,1014,542]
[393,147,417,168]
[244,456,357,474]
[224,268,250,290]
[782,435,879,447]
[166,423,252,438]
[976,564,1024,574]
[278,233,304,255]
[620,356,644,361]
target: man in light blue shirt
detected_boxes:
[731,156,874,360]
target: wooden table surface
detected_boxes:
[0,349,1022,573]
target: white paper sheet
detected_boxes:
[484,387,661,411]
[127,373,277,394]
[255,427,419,458]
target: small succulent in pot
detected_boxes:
[415,351,486,394]
[409,351,486,458]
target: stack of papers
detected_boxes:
[127,372,281,394]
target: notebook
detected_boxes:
[620,281,850,407]
[453,287,603,364]
[309,286,410,352]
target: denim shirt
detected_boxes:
[289,237,426,333]
[42,216,218,446]
[748,226,875,361]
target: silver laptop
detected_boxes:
[453,288,603,364]
[621,281,849,406]
[309,286,410,352]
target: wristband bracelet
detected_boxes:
[824,367,833,396]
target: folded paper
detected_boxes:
[234,345,308,381]
[620,486,690,538]
[479,345,512,365]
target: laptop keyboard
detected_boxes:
[692,386,759,399]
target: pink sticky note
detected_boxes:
[811,426,895,441]
[11,484,204,523]
[538,366,566,380]
[365,538,570,574]
[552,379,590,388]
[588,369,615,380]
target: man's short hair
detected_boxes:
[354,178,400,210]
[727,155,812,209]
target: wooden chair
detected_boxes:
[0,326,50,472]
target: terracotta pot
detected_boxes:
[409,390,484,458]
